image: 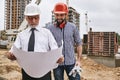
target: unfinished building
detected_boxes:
[86,29,119,67]
[68,7,80,30]
[4,0,31,30]
[88,30,118,57]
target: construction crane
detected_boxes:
[85,11,88,33]
[66,0,69,7]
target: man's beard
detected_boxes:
[28,24,38,28]
[55,19,65,27]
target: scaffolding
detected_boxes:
[88,31,118,57]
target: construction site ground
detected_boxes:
[0,49,120,80]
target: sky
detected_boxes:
[0,0,120,38]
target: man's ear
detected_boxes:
[25,16,28,21]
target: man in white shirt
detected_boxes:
[6,3,64,80]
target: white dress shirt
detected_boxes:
[11,25,58,52]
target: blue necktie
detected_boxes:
[28,28,35,51]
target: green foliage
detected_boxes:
[117,33,120,45]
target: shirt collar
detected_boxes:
[27,25,41,32]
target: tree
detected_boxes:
[116,33,120,45]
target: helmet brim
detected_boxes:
[24,13,40,16]
[54,11,67,14]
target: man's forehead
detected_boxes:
[27,15,39,17]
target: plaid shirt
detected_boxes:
[47,22,82,65]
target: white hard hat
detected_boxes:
[24,3,40,16]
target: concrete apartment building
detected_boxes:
[4,0,31,30]
[68,7,80,30]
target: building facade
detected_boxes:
[68,7,80,30]
[88,29,118,57]
[4,0,31,30]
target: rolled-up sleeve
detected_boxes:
[73,26,82,46]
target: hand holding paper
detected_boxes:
[12,45,62,78]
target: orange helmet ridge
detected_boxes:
[53,2,68,14]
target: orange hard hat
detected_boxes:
[53,2,68,14]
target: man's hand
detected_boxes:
[69,65,83,77]
[57,55,64,64]
[75,60,81,67]
[5,52,16,60]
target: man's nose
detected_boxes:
[32,18,36,23]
